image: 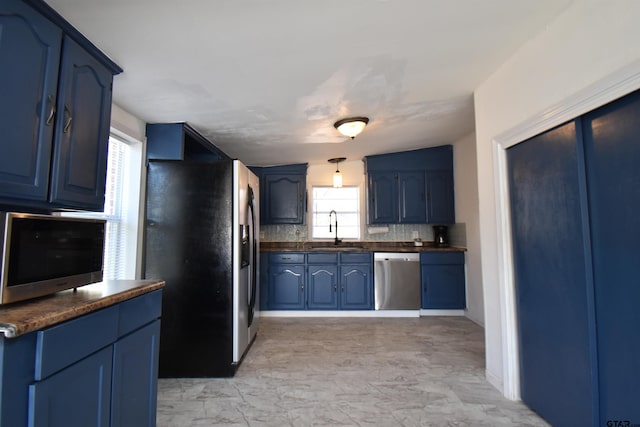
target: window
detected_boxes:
[63,133,143,279]
[311,186,360,239]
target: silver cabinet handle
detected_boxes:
[46,95,56,126]
[63,106,72,133]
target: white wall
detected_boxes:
[452,132,483,326]
[474,0,640,398]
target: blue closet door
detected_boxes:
[582,89,640,425]
[507,120,596,427]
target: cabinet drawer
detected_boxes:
[34,305,118,380]
[269,253,305,264]
[340,253,371,264]
[118,290,162,336]
[307,253,338,264]
[420,252,464,265]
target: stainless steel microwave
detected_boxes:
[0,212,105,305]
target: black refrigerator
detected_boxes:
[143,159,259,377]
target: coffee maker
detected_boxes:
[433,225,449,247]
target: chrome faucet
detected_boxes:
[328,210,341,245]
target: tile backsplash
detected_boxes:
[260,223,466,247]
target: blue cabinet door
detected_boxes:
[0,1,61,202]
[263,174,305,224]
[28,346,113,427]
[49,36,113,211]
[582,90,640,425]
[111,320,161,427]
[420,264,465,309]
[339,264,372,309]
[307,264,338,309]
[398,172,426,223]
[426,170,455,224]
[507,120,595,427]
[368,172,397,224]
[269,264,305,309]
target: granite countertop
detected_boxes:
[0,279,165,338]
[261,241,466,253]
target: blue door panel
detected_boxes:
[111,320,160,427]
[340,265,372,309]
[0,1,61,201]
[307,265,338,309]
[582,90,640,425]
[29,346,113,427]
[507,120,595,427]
[426,170,455,224]
[421,265,465,309]
[49,36,112,211]
[269,265,305,309]
[368,172,397,223]
[263,174,305,224]
[399,172,426,223]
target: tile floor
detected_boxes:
[157,316,548,426]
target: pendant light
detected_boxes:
[334,117,369,139]
[328,157,346,188]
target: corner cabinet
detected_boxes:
[0,0,121,212]
[365,146,455,225]
[250,164,307,225]
[0,290,162,427]
[264,252,373,310]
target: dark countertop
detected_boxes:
[0,280,165,338]
[261,241,466,253]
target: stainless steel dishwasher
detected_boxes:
[374,252,421,310]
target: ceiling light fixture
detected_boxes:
[333,117,369,139]
[328,157,346,188]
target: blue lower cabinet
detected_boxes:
[420,252,465,309]
[307,265,338,310]
[340,264,373,309]
[264,252,373,310]
[269,264,306,309]
[111,320,161,427]
[29,346,112,427]
[0,290,162,427]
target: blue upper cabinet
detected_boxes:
[0,0,121,212]
[368,172,397,223]
[399,171,426,223]
[48,36,113,210]
[365,146,454,224]
[0,0,61,203]
[252,164,307,225]
[425,170,454,224]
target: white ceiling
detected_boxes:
[47,0,572,167]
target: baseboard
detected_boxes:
[259,310,467,318]
[259,310,421,318]
[419,309,465,316]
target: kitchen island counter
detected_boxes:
[0,280,164,338]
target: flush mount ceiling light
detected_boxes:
[328,157,346,188]
[333,117,369,139]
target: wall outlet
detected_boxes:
[412,231,419,240]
